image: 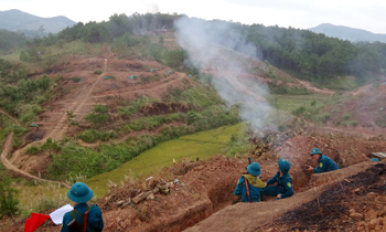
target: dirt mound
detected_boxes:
[185,162,385,232]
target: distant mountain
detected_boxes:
[0,9,76,35]
[309,23,386,43]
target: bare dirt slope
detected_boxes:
[8,55,193,174]
[326,84,386,130]
[0,133,70,188]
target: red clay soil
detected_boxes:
[273,134,386,191]
[186,162,385,232]
[326,84,386,130]
[9,56,192,175]
[5,132,386,232]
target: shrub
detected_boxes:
[0,182,19,217]
[342,120,359,127]
[78,129,117,143]
[315,113,331,123]
[93,70,102,75]
[85,105,109,128]
[292,106,306,116]
[341,113,351,121]
[71,77,82,82]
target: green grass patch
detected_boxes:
[78,129,117,143]
[85,123,244,197]
[118,97,153,117]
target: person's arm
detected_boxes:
[313,159,326,173]
[266,172,279,185]
[233,177,245,196]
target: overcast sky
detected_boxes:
[2,0,386,34]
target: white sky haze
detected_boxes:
[1,0,386,33]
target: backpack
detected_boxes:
[68,204,96,232]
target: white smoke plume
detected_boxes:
[174,16,274,130]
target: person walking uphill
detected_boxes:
[264,159,293,200]
[306,148,339,174]
[61,182,104,232]
[234,162,266,202]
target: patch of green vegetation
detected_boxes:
[292,106,306,116]
[93,70,102,75]
[163,85,224,108]
[85,123,244,197]
[0,60,55,123]
[342,120,358,127]
[46,107,239,181]
[84,105,109,128]
[78,129,117,143]
[268,94,344,113]
[25,138,60,155]
[271,85,311,95]
[140,76,160,84]
[341,113,351,121]
[71,77,82,82]
[128,115,173,131]
[315,112,331,123]
[118,97,153,117]
[0,163,19,218]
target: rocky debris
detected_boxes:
[248,127,297,156]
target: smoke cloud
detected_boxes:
[174,16,274,130]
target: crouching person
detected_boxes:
[233,162,266,202]
[306,148,339,174]
[61,182,104,232]
[263,159,293,200]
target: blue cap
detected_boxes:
[278,159,291,174]
[370,158,380,162]
[310,148,322,156]
[67,182,94,203]
[247,162,261,177]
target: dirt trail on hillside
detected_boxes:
[1,133,70,188]
[44,61,107,140]
[93,73,185,98]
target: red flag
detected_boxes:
[24,213,50,232]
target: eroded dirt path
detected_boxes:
[45,61,107,140]
[1,133,71,188]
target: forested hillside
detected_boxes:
[0,29,27,52]
[309,23,386,43]
[17,13,386,87]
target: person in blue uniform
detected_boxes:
[233,162,266,202]
[306,148,339,174]
[263,159,294,200]
[61,182,104,232]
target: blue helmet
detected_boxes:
[278,159,291,174]
[67,182,94,203]
[370,158,380,162]
[310,148,322,156]
[247,162,261,177]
